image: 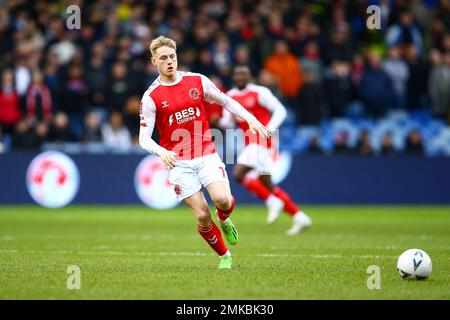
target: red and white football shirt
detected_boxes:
[227,83,286,147]
[140,72,224,160]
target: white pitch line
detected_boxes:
[0,249,398,259]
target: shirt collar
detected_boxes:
[157,71,182,86]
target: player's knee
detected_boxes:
[212,194,231,211]
[192,202,210,223]
[195,209,211,225]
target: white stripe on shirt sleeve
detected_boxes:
[138,91,165,156]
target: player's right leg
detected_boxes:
[183,191,232,269]
[233,161,284,223]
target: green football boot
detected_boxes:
[216,210,238,245]
[218,255,233,269]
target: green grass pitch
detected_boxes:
[0,205,449,300]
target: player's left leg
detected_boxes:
[168,160,233,268]
[233,164,284,213]
[183,191,232,269]
[259,176,312,235]
[197,153,239,246]
[206,181,238,246]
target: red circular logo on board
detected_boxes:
[26,151,80,208]
[134,155,179,209]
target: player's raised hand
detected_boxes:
[248,120,271,139]
[159,148,177,169]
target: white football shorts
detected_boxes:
[168,153,229,201]
[237,143,273,175]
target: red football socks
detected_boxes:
[242,176,271,200]
[272,186,299,216]
[197,222,228,256]
[216,196,235,221]
[241,176,300,217]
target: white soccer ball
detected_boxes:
[397,249,432,280]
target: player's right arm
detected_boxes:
[139,92,176,169]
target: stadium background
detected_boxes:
[0,0,450,205]
[1,0,450,301]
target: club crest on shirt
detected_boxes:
[189,88,200,100]
[174,184,182,196]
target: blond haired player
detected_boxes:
[139,36,270,269]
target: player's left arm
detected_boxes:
[258,87,288,133]
[200,75,271,139]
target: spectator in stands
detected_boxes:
[58,64,89,136]
[323,60,354,117]
[383,46,409,109]
[434,2,450,37]
[234,45,258,76]
[290,16,321,58]
[441,33,450,53]
[123,96,141,137]
[247,22,273,71]
[11,119,38,150]
[298,41,324,124]
[300,41,323,84]
[42,53,60,106]
[429,51,450,120]
[333,131,353,154]
[351,54,364,86]
[47,112,75,143]
[405,45,430,110]
[210,33,233,71]
[404,129,424,155]
[265,40,304,102]
[307,135,323,155]
[106,62,132,113]
[86,56,108,109]
[323,23,354,65]
[380,132,397,156]
[264,39,305,125]
[358,50,396,116]
[81,111,102,143]
[355,130,374,156]
[14,57,31,103]
[25,71,53,125]
[101,111,132,152]
[386,9,424,56]
[142,61,159,87]
[0,70,21,134]
[195,49,217,77]
[34,121,49,149]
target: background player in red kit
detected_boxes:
[222,65,312,235]
[139,36,270,269]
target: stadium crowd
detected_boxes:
[0,0,449,155]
